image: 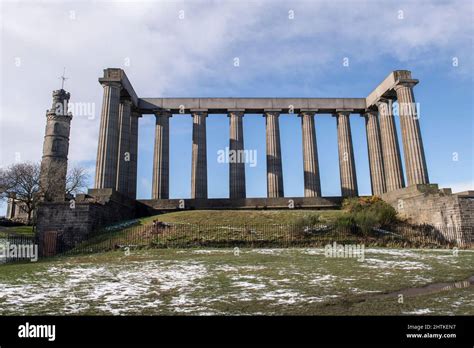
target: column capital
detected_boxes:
[361,109,378,118]
[376,98,394,115]
[100,81,121,89]
[154,110,172,118]
[190,110,208,117]
[298,111,316,118]
[120,98,133,106]
[332,110,352,117]
[394,79,418,90]
[263,111,280,118]
[131,109,142,118]
[375,97,393,106]
[228,110,244,117]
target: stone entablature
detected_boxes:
[138,98,367,114]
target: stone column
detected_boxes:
[377,98,405,191]
[363,111,386,196]
[395,82,429,185]
[191,111,208,199]
[152,111,171,199]
[335,111,358,197]
[127,111,139,199]
[265,111,284,198]
[94,82,121,189]
[299,111,321,197]
[229,111,246,199]
[116,99,132,195]
[6,198,15,219]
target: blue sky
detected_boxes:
[1,0,473,214]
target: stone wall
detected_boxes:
[36,188,147,255]
[381,184,474,246]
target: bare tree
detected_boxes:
[0,162,41,225]
[0,162,89,224]
[0,168,6,194]
[65,166,89,196]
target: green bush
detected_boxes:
[333,214,355,229]
[353,210,379,234]
[338,197,398,234]
[294,213,321,230]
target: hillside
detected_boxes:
[140,209,343,226]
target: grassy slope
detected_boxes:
[70,210,351,252]
[76,208,424,253]
[141,209,343,225]
[72,209,449,252]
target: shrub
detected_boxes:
[333,214,355,229]
[294,213,321,229]
[338,197,397,234]
[341,196,384,213]
[369,200,398,226]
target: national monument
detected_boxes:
[33,69,473,254]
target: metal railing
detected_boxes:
[1,224,471,261]
[61,223,471,256]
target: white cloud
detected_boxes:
[0,0,471,181]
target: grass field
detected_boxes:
[0,225,34,237]
[0,248,472,315]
